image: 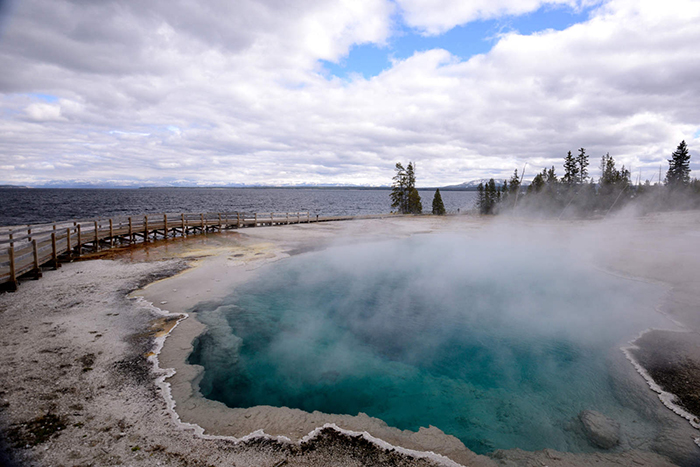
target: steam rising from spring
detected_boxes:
[189,233,677,454]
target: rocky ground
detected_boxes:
[629,330,700,426]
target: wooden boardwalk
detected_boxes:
[0,211,357,291]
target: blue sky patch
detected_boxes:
[321,44,391,80]
[323,4,594,80]
[28,93,59,102]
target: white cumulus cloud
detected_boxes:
[0,0,698,187]
[396,0,596,35]
[25,102,62,121]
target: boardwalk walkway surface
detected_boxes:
[0,210,363,291]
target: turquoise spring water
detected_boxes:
[188,234,673,454]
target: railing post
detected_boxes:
[109,219,114,247]
[51,232,59,269]
[200,214,205,232]
[94,220,99,252]
[307,212,310,223]
[144,215,149,242]
[218,213,222,231]
[27,226,32,243]
[77,224,82,257]
[316,214,319,222]
[271,212,274,226]
[286,213,289,225]
[297,212,300,223]
[32,239,42,279]
[224,213,228,229]
[66,228,72,259]
[9,232,13,248]
[181,213,186,236]
[128,217,134,243]
[254,213,257,227]
[237,212,240,229]
[164,214,168,239]
[8,246,17,290]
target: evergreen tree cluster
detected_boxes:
[390,162,422,214]
[390,141,696,218]
[485,141,696,217]
[476,170,524,214]
[476,179,500,214]
[562,148,590,185]
[599,153,630,196]
[505,169,521,203]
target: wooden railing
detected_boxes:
[0,210,355,290]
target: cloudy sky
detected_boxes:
[0,0,699,187]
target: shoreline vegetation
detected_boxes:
[473,141,699,217]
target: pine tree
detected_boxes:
[619,165,631,187]
[390,162,408,213]
[665,140,691,188]
[600,153,616,186]
[543,166,560,201]
[391,161,421,213]
[599,153,630,198]
[432,188,446,215]
[406,162,417,193]
[508,170,520,197]
[408,188,423,214]
[576,148,589,183]
[500,180,509,205]
[528,171,545,193]
[487,178,497,214]
[563,151,579,185]
[477,182,486,214]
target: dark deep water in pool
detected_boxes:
[188,234,675,454]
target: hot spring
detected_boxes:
[188,234,676,454]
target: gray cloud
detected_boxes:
[0,0,699,187]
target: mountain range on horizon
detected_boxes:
[0,179,526,190]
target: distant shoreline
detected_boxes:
[1,185,479,191]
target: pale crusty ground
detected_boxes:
[0,253,451,467]
[1,213,699,466]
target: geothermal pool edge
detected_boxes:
[139,216,700,466]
